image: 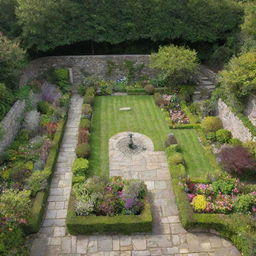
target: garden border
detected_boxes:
[22,113,69,234]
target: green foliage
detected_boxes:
[212,179,235,195]
[165,144,180,156]
[243,141,256,157]
[37,101,52,114]
[0,34,26,89]
[219,52,256,106]
[84,95,95,106]
[76,143,90,158]
[206,132,216,143]
[59,93,70,107]
[79,118,90,129]
[234,194,256,214]
[216,129,232,143]
[201,116,223,132]
[53,68,70,92]
[0,83,15,121]
[72,158,89,177]
[168,152,183,166]
[229,138,242,146]
[150,45,198,86]
[191,195,207,212]
[26,170,49,197]
[241,3,256,40]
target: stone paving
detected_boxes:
[30,100,240,256]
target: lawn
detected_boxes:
[89,95,170,175]
[171,129,220,180]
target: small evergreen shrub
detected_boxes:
[206,132,216,143]
[212,179,235,195]
[82,104,92,118]
[216,129,232,144]
[53,68,70,92]
[72,158,89,177]
[165,144,180,156]
[144,84,155,94]
[164,133,178,147]
[168,153,183,166]
[201,116,223,132]
[79,118,91,129]
[76,143,90,158]
[84,95,94,106]
[86,87,95,96]
[229,138,242,146]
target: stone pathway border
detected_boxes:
[30,100,240,256]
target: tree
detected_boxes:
[0,34,26,88]
[219,51,256,101]
[150,45,198,86]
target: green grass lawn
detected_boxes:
[171,129,220,180]
[89,95,170,176]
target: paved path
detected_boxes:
[30,97,240,256]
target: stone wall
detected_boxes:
[0,100,26,154]
[217,98,254,142]
[244,95,256,126]
[19,55,155,86]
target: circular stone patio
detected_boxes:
[30,103,241,256]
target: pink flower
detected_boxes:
[252,207,256,213]
[187,193,195,202]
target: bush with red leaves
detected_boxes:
[78,128,90,144]
[219,146,256,175]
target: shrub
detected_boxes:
[165,144,180,156]
[78,128,90,144]
[144,84,155,94]
[76,143,90,158]
[191,195,207,212]
[25,170,49,197]
[154,92,164,106]
[59,93,70,107]
[23,110,40,136]
[201,116,223,132]
[150,45,198,86]
[229,138,242,146]
[72,158,89,177]
[234,194,256,214]
[216,129,232,144]
[53,68,70,92]
[82,104,92,118]
[219,146,256,175]
[79,118,90,129]
[212,179,235,195]
[41,82,60,104]
[206,132,216,143]
[0,83,15,120]
[37,101,52,114]
[243,141,256,158]
[84,95,95,106]
[86,87,95,96]
[164,133,178,147]
[168,153,183,166]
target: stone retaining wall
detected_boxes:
[217,98,254,142]
[244,95,256,126]
[0,100,26,155]
[19,55,155,86]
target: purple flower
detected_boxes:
[125,198,135,209]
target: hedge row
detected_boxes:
[126,87,168,95]
[66,194,152,235]
[168,152,256,256]
[22,115,68,234]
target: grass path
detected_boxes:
[171,129,220,180]
[89,95,170,176]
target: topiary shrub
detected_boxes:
[76,143,90,158]
[78,128,90,144]
[168,153,183,166]
[86,87,95,96]
[154,93,164,106]
[216,129,232,144]
[72,158,89,177]
[84,95,95,106]
[191,195,207,212]
[82,104,92,119]
[219,146,256,175]
[79,118,90,130]
[201,116,223,132]
[206,132,216,143]
[144,84,155,94]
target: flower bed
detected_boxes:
[67,176,152,235]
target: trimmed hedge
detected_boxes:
[22,116,68,234]
[126,88,147,95]
[168,153,256,256]
[66,194,152,235]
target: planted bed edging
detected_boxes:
[23,115,68,234]
[66,194,152,235]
